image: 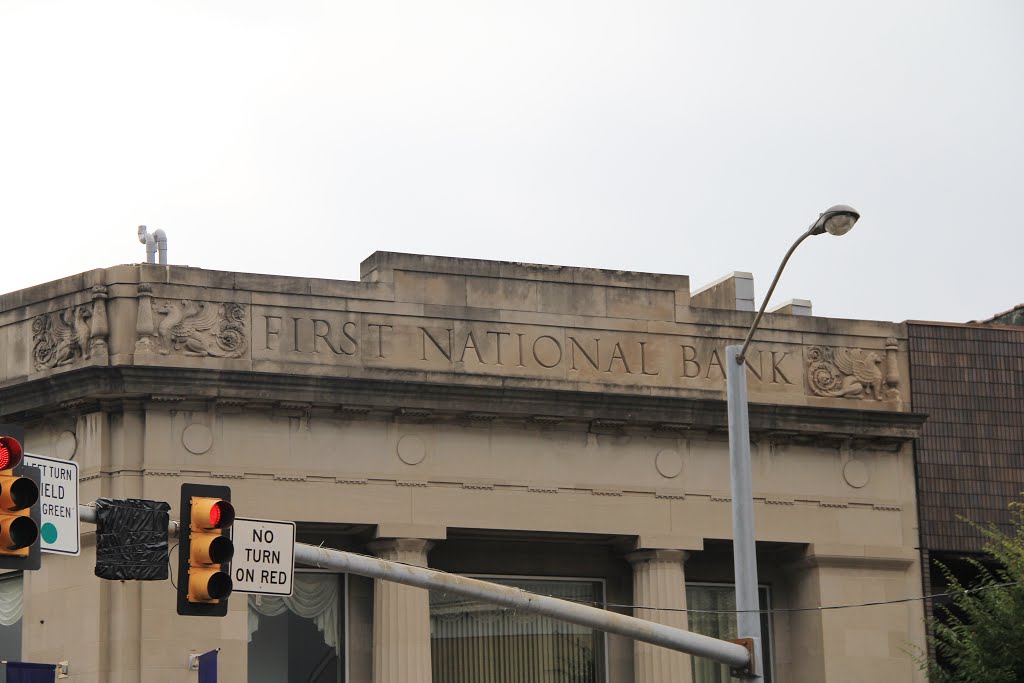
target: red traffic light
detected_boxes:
[0,437,23,471]
[209,501,233,528]
[192,498,234,531]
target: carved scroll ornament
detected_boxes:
[152,299,247,358]
[32,306,92,370]
[806,341,900,401]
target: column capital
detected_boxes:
[367,538,435,567]
[626,548,690,565]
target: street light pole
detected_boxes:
[725,343,763,680]
[725,205,859,681]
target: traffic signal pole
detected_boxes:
[78,503,751,671]
[293,542,751,669]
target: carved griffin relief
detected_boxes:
[32,307,92,370]
[805,342,900,401]
[152,300,247,358]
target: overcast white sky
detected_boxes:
[2,1,1021,323]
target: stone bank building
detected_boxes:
[0,253,926,682]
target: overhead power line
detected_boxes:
[429,578,1020,615]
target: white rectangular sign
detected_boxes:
[232,517,296,596]
[23,453,80,556]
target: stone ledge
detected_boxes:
[71,471,911,520]
[0,366,928,444]
[795,543,919,570]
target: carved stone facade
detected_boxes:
[805,339,901,401]
[30,284,111,371]
[152,299,247,358]
[0,253,926,682]
[32,306,92,370]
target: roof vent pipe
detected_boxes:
[137,225,168,265]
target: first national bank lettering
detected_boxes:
[255,311,796,388]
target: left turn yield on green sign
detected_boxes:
[23,453,80,556]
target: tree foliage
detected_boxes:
[921,500,1024,682]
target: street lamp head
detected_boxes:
[810,204,859,236]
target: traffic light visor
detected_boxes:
[0,476,39,512]
[190,533,234,565]
[189,567,233,601]
[192,498,235,530]
[0,515,38,551]
[0,437,23,471]
[206,570,233,600]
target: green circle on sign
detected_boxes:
[40,523,58,544]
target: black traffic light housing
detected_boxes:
[0,426,41,571]
[177,483,234,617]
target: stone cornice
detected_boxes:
[0,365,926,442]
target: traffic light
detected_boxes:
[0,432,41,570]
[177,483,234,616]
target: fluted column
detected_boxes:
[368,538,435,683]
[627,549,693,683]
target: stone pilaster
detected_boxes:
[368,538,435,683]
[627,549,693,683]
[89,284,110,358]
[134,283,156,355]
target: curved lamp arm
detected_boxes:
[734,205,859,365]
[734,225,816,365]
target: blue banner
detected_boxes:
[6,661,56,683]
[198,649,218,683]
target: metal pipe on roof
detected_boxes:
[137,225,168,265]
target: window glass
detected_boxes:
[686,584,772,683]
[431,577,604,683]
[0,573,22,662]
[248,572,343,683]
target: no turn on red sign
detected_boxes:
[232,517,296,596]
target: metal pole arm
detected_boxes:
[295,542,750,668]
[735,224,816,364]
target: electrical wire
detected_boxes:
[167,542,179,590]
[422,572,1021,614]
[606,580,1020,614]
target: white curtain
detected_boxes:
[686,584,772,683]
[686,585,736,683]
[247,573,339,652]
[0,575,23,627]
[430,578,601,683]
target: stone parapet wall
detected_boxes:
[0,253,910,414]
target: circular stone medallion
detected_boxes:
[655,449,684,479]
[397,435,426,465]
[55,431,77,460]
[182,424,214,455]
[843,459,870,488]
